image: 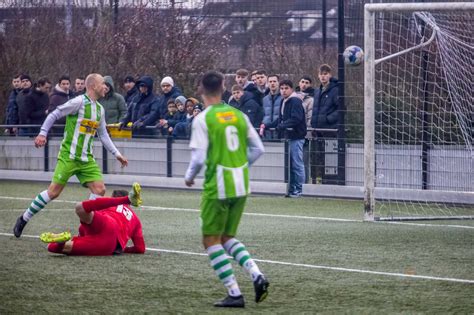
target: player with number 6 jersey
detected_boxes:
[39,183,144,256]
[184,71,268,308]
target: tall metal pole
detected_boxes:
[65,0,72,35]
[114,0,119,26]
[322,0,327,51]
[364,5,375,221]
[420,15,430,190]
[336,0,346,186]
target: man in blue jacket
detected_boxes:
[261,79,306,197]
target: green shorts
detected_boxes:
[200,196,247,236]
[52,158,103,187]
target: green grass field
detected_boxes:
[0,180,473,313]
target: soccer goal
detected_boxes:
[363,2,473,221]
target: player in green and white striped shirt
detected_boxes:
[13,74,128,238]
[185,71,269,308]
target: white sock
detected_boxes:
[207,244,242,297]
[224,238,263,282]
[23,190,51,221]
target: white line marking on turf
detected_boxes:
[1,232,473,284]
[3,209,75,212]
[1,195,473,229]
[142,205,360,222]
[383,221,474,229]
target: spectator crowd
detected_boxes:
[3,66,341,195]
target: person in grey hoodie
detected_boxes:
[99,76,127,124]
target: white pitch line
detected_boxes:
[2,232,473,284]
[1,195,473,229]
[142,206,359,222]
[0,196,359,223]
[384,221,474,229]
[1,209,75,212]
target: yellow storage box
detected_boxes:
[107,123,132,139]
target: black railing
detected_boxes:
[1,124,342,186]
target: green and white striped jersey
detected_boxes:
[40,94,119,162]
[189,103,260,199]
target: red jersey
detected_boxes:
[102,204,145,253]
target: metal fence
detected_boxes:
[1,126,471,193]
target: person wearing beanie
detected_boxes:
[175,95,186,106]
[20,74,32,82]
[123,75,138,104]
[154,76,183,119]
[192,104,203,114]
[161,76,174,87]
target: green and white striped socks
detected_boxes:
[224,238,262,282]
[207,244,241,297]
[23,191,51,221]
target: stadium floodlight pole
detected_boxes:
[363,4,375,221]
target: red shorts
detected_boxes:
[70,212,120,256]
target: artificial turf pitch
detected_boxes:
[0,180,472,313]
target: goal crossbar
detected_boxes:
[365,2,474,13]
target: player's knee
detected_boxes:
[47,189,60,200]
[95,186,106,196]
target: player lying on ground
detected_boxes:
[40,183,144,256]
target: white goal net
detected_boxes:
[363,3,473,221]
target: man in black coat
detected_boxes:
[231,85,263,128]
[311,64,339,131]
[120,75,159,138]
[20,77,52,135]
[16,74,33,136]
[310,64,340,184]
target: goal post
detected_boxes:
[363,2,474,221]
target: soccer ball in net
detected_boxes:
[343,45,364,66]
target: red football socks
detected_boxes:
[82,196,130,213]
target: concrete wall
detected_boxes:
[0,137,471,192]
